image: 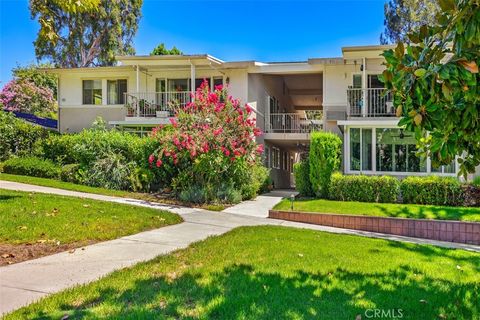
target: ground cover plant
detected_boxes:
[0,189,182,265]
[5,226,479,319]
[274,198,480,222]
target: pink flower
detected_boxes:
[148,154,155,164]
[253,128,262,137]
[156,159,162,167]
[213,128,223,136]
[256,144,264,154]
[245,104,253,114]
[169,118,178,128]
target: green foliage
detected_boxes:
[309,132,342,198]
[400,176,464,206]
[30,0,142,67]
[60,163,81,183]
[12,63,58,98]
[293,160,314,197]
[240,164,270,200]
[80,153,134,190]
[40,127,154,166]
[382,0,480,177]
[0,112,51,161]
[2,156,60,179]
[178,186,207,204]
[380,0,440,44]
[329,173,400,203]
[150,43,183,55]
[473,176,480,187]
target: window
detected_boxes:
[212,77,223,88]
[264,146,270,168]
[83,80,102,105]
[353,74,362,88]
[432,160,456,174]
[107,79,127,105]
[272,147,280,169]
[376,128,426,172]
[350,128,372,171]
[195,78,211,90]
[368,74,384,89]
[168,79,189,92]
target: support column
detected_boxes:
[136,65,140,93]
[190,62,196,95]
[362,57,367,117]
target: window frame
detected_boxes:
[82,79,103,105]
[107,79,128,105]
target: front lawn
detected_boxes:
[5,226,479,319]
[0,173,226,211]
[0,189,182,264]
[274,198,480,222]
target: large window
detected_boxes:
[168,79,189,92]
[350,128,372,171]
[376,128,426,173]
[82,80,102,105]
[107,79,127,105]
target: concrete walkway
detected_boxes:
[222,189,297,217]
[1,180,479,315]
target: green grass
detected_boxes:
[0,174,226,211]
[0,189,182,245]
[6,226,479,319]
[274,198,480,222]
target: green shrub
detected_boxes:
[400,176,464,206]
[473,176,480,188]
[309,132,342,198]
[39,128,154,166]
[2,156,60,179]
[128,167,155,192]
[179,186,207,204]
[293,160,314,197]
[329,173,400,203]
[0,112,51,161]
[60,163,81,183]
[81,154,134,190]
[216,183,243,204]
[240,164,270,200]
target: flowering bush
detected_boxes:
[0,79,56,117]
[149,81,267,203]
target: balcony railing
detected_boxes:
[347,88,395,117]
[266,112,323,133]
[125,92,191,118]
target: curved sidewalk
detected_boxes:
[1,180,479,315]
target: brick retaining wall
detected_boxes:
[269,210,480,245]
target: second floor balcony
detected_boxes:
[266,111,323,133]
[125,91,191,118]
[347,88,395,118]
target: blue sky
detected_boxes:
[0,0,386,84]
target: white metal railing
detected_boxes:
[266,112,323,133]
[347,88,394,117]
[125,92,191,118]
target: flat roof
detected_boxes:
[342,44,396,53]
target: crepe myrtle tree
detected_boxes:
[381,0,479,177]
[148,80,264,197]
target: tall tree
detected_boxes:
[30,0,143,67]
[381,0,479,176]
[380,0,440,44]
[150,43,183,55]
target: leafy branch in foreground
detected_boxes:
[381,0,479,177]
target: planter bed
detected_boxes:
[269,210,480,245]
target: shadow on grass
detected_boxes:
[374,204,477,221]
[0,194,21,201]
[30,264,479,320]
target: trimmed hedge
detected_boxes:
[400,176,464,206]
[2,156,60,179]
[309,132,342,198]
[293,160,314,197]
[330,173,400,203]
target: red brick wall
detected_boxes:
[268,210,480,245]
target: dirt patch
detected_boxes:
[0,240,97,266]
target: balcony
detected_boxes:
[347,88,395,117]
[266,112,323,133]
[124,92,191,118]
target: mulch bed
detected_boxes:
[0,241,97,266]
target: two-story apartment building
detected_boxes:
[47,44,479,188]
